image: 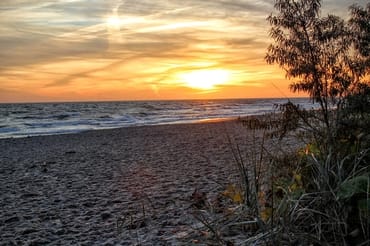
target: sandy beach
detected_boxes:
[0,119,301,245]
[1,120,267,245]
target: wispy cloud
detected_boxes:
[0,0,368,102]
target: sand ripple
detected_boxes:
[0,121,262,245]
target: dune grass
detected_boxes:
[189,102,369,245]
[188,1,370,243]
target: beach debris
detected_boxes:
[41,162,48,172]
[65,150,76,155]
[190,188,207,209]
[221,184,243,203]
[117,214,148,231]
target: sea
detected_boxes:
[0,98,317,139]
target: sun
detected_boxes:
[180,69,230,90]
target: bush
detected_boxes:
[189,1,369,245]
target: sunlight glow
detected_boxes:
[180,69,231,90]
[0,0,304,102]
[106,15,122,29]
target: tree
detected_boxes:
[349,4,370,60]
[265,0,370,151]
[264,2,370,244]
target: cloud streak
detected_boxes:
[0,0,368,102]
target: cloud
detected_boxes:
[0,0,269,74]
[0,0,368,102]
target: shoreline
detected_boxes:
[0,98,315,140]
[0,116,240,140]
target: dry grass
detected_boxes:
[188,108,370,245]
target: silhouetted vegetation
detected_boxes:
[189,1,369,245]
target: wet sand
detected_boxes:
[0,120,278,245]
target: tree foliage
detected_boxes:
[266,0,370,151]
[263,2,370,244]
[266,0,369,115]
[349,4,370,59]
[190,2,369,245]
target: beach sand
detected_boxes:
[0,120,291,245]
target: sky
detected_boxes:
[0,0,368,102]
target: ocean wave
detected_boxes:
[0,98,317,139]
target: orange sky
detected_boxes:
[0,0,367,103]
